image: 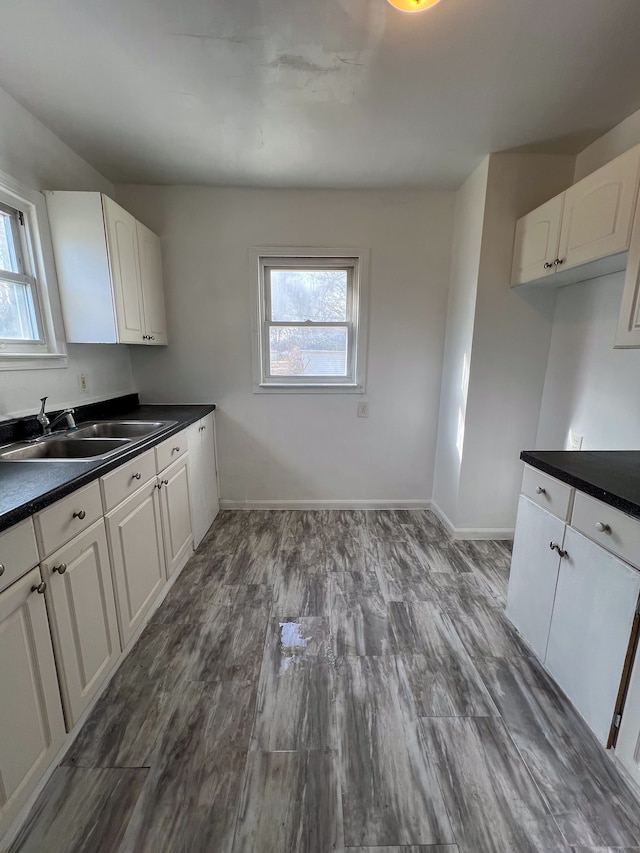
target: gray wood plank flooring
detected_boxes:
[8,509,640,853]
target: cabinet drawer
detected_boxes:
[155,430,187,473]
[35,481,103,557]
[571,492,640,570]
[0,518,39,594]
[521,466,574,521]
[100,448,156,512]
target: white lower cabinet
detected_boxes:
[158,455,193,576]
[41,520,121,728]
[0,568,66,839]
[615,645,640,786]
[105,479,166,647]
[506,496,565,660]
[545,527,640,745]
[187,413,219,547]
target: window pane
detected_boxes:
[269,326,348,376]
[270,269,347,322]
[0,211,19,274]
[0,278,39,340]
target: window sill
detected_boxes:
[255,382,365,394]
[0,353,68,371]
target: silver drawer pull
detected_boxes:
[595,522,611,534]
[172,446,180,453]
[162,479,169,486]
[535,486,546,495]
[52,563,67,574]
[549,541,568,558]
[132,472,142,480]
[31,581,46,594]
[0,563,4,577]
[73,510,86,520]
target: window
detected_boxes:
[253,248,368,391]
[0,170,65,367]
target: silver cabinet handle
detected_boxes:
[156,482,162,489]
[549,541,568,558]
[535,486,546,495]
[162,479,169,486]
[0,563,4,577]
[554,258,564,266]
[172,446,180,453]
[32,581,47,594]
[73,510,86,520]
[543,262,553,269]
[595,522,611,533]
[52,563,67,574]
[132,472,142,480]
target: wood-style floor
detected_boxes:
[8,510,640,853]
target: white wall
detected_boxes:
[116,186,454,505]
[432,158,488,523]
[575,106,640,181]
[0,85,134,419]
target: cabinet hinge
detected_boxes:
[613,713,622,729]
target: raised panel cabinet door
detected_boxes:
[545,527,640,745]
[159,457,194,576]
[511,195,564,286]
[557,145,640,272]
[41,520,121,728]
[0,568,66,840]
[106,480,166,648]
[102,195,145,344]
[202,413,220,527]
[505,496,564,660]
[186,421,208,548]
[615,199,640,348]
[136,220,168,345]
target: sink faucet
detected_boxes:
[36,396,77,436]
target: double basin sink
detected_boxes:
[0,420,177,462]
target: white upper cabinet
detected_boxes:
[558,145,640,271]
[45,191,168,345]
[615,193,640,348]
[511,195,564,286]
[511,144,640,288]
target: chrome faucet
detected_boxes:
[36,396,77,436]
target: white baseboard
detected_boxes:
[219,498,432,511]
[430,501,514,541]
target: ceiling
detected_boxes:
[2,0,640,188]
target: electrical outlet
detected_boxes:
[357,402,369,418]
[569,430,583,451]
[77,372,88,393]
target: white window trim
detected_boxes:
[250,247,369,393]
[0,168,67,370]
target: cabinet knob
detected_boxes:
[156,482,163,489]
[149,336,155,341]
[31,581,47,594]
[73,510,86,520]
[162,478,169,486]
[554,258,564,266]
[535,486,546,495]
[543,262,553,269]
[549,541,568,558]
[595,521,611,533]
[0,563,4,577]
[132,472,142,480]
[52,563,67,574]
[172,446,180,453]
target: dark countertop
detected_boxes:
[0,398,215,533]
[521,450,640,520]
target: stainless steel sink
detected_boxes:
[71,420,175,439]
[0,437,130,461]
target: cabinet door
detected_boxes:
[511,195,564,286]
[187,421,207,548]
[202,413,220,528]
[545,527,640,744]
[102,195,145,344]
[136,221,168,345]
[106,480,166,647]
[159,456,193,576]
[506,496,564,660]
[615,200,640,348]
[42,520,121,728]
[557,145,640,272]
[0,568,66,839]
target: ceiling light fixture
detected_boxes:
[386,0,441,11]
